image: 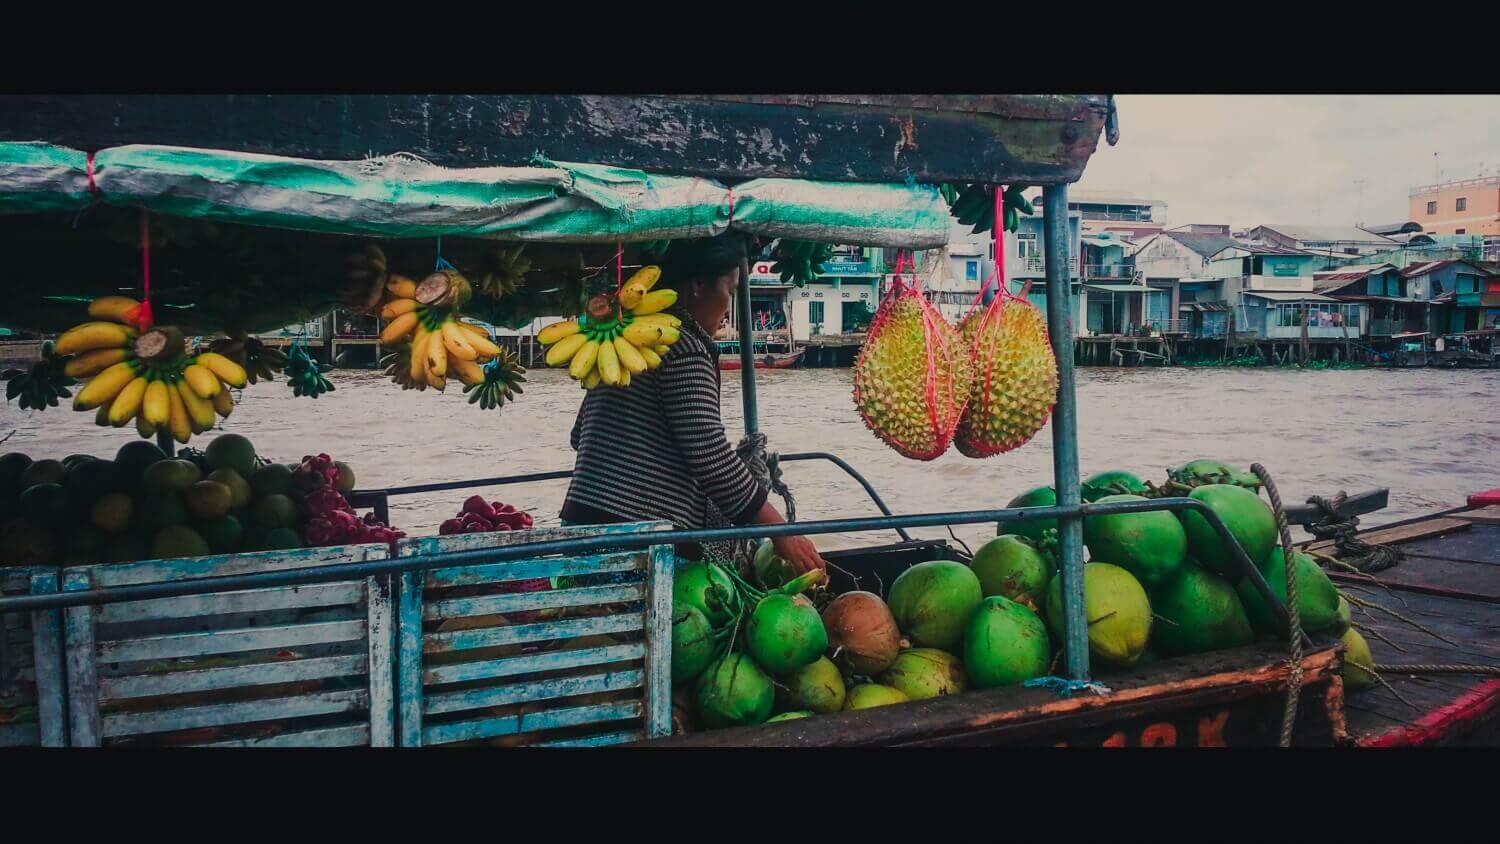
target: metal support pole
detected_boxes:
[1042,184,1088,681]
[736,258,759,435]
[155,429,175,457]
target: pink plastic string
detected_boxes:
[137,210,155,330]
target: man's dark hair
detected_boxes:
[657,233,751,293]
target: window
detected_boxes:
[808,301,824,325]
[1456,197,1467,212]
[966,261,978,281]
[1456,229,1466,235]
[1427,201,1437,215]
[1016,234,1040,258]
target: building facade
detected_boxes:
[1408,176,1500,237]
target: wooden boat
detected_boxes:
[719,348,804,370]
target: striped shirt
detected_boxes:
[561,305,768,530]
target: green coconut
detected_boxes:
[776,656,846,714]
[887,560,983,652]
[1045,563,1153,668]
[843,684,910,710]
[880,648,967,701]
[1172,459,1235,483]
[1341,628,1377,690]
[1148,566,1254,656]
[752,539,797,590]
[1081,470,1150,502]
[970,535,1055,608]
[1082,494,1187,587]
[747,592,828,674]
[673,561,741,629]
[695,653,775,728]
[766,711,813,723]
[671,601,721,686]
[1005,485,1057,542]
[1237,545,1342,636]
[1332,595,1353,636]
[963,596,1051,689]
[1179,484,1277,579]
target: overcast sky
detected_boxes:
[1073,95,1500,230]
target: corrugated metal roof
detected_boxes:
[1361,222,1423,236]
[1253,224,1396,245]
[1242,291,1340,303]
[1164,231,1240,258]
[1399,259,1495,278]
[1178,301,1231,312]
[1214,243,1310,257]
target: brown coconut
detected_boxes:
[821,591,908,676]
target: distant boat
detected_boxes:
[720,348,805,370]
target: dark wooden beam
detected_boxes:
[0,95,1109,185]
[1282,488,1389,526]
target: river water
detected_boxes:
[3,367,1495,554]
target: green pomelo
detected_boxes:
[1237,546,1341,636]
[843,684,910,710]
[253,494,298,530]
[672,561,740,629]
[1006,485,1057,542]
[20,459,66,490]
[114,440,168,485]
[0,453,33,490]
[184,480,233,520]
[747,593,827,674]
[90,493,134,534]
[205,433,258,476]
[1341,628,1377,690]
[1333,595,1352,636]
[1180,484,1277,578]
[776,656,846,714]
[135,493,186,532]
[61,453,95,469]
[206,469,252,509]
[766,711,813,722]
[250,463,295,499]
[880,648,967,701]
[695,653,774,728]
[104,532,148,563]
[752,539,796,590]
[963,596,1051,689]
[1,517,57,566]
[197,514,244,555]
[260,527,302,551]
[142,459,202,493]
[151,525,211,560]
[17,483,71,526]
[971,534,1055,607]
[1045,563,1153,668]
[1082,470,1149,502]
[1082,494,1187,586]
[1148,567,1253,656]
[64,458,122,507]
[670,601,720,686]
[887,560,983,652]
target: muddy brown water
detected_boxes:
[3,367,1495,555]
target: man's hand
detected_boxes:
[772,534,827,575]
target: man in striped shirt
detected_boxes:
[562,235,826,574]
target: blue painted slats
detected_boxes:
[366,574,396,746]
[96,619,367,663]
[423,613,644,654]
[423,582,645,619]
[204,723,371,747]
[101,688,368,738]
[87,543,389,587]
[422,701,644,746]
[643,543,674,739]
[535,729,644,748]
[27,569,66,747]
[423,643,644,686]
[397,570,424,747]
[421,553,643,588]
[96,582,365,624]
[99,653,369,700]
[424,669,644,716]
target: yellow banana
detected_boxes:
[622,322,664,348]
[441,321,478,361]
[569,340,600,380]
[143,379,171,426]
[210,384,234,418]
[618,266,662,310]
[107,376,149,426]
[613,336,647,375]
[461,327,502,359]
[195,352,248,388]
[631,313,681,329]
[426,330,448,378]
[135,410,156,438]
[656,325,681,345]
[546,333,590,367]
[380,297,419,321]
[450,357,486,386]
[654,345,670,356]
[87,296,143,326]
[166,381,192,443]
[425,364,447,391]
[182,364,221,399]
[56,321,136,356]
[177,379,216,432]
[411,329,432,384]
[583,370,601,390]
[619,367,631,388]
[537,320,581,345]
[64,347,132,378]
[597,339,621,386]
[380,310,420,345]
[94,404,111,427]
[73,361,139,410]
[386,275,418,299]
[631,289,678,316]
[638,346,662,369]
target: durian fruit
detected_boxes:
[954,298,1058,458]
[853,293,974,461]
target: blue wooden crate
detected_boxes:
[396,522,675,747]
[60,543,396,747]
[0,568,66,747]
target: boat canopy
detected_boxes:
[0,142,949,249]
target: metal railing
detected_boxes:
[1018,256,1079,275]
[1084,263,1136,279]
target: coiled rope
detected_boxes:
[1251,463,1303,748]
[1374,664,1500,676]
[1305,492,1402,573]
[700,433,797,571]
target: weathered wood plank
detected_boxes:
[535,729,643,748]
[0,722,41,747]
[1329,555,1500,603]
[1303,518,1471,556]
[99,653,367,700]
[422,700,642,746]
[84,543,387,587]
[423,613,642,654]
[0,95,1109,185]
[643,543,674,739]
[28,569,66,747]
[423,583,643,620]
[423,643,644,687]
[424,669,642,716]
[62,570,101,746]
[397,571,424,747]
[398,521,669,559]
[422,554,643,588]
[204,723,371,748]
[97,582,364,624]
[97,619,366,663]
[366,574,396,747]
[1453,506,1500,525]
[101,688,368,738]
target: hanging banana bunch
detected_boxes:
[340,242,390,314]
[377,269,519,401]
[2,340,76,411]
[208,333,287,384]
[477,244,532,299]
[462,347,527,410]
[536,266,681,390]
[770,240,833,287]
[949,184,1035,235]
[284,343,335,398]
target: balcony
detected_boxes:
[1084,263,1136,279]
[1016,256,1079,276]
[1369,319,1426,337]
